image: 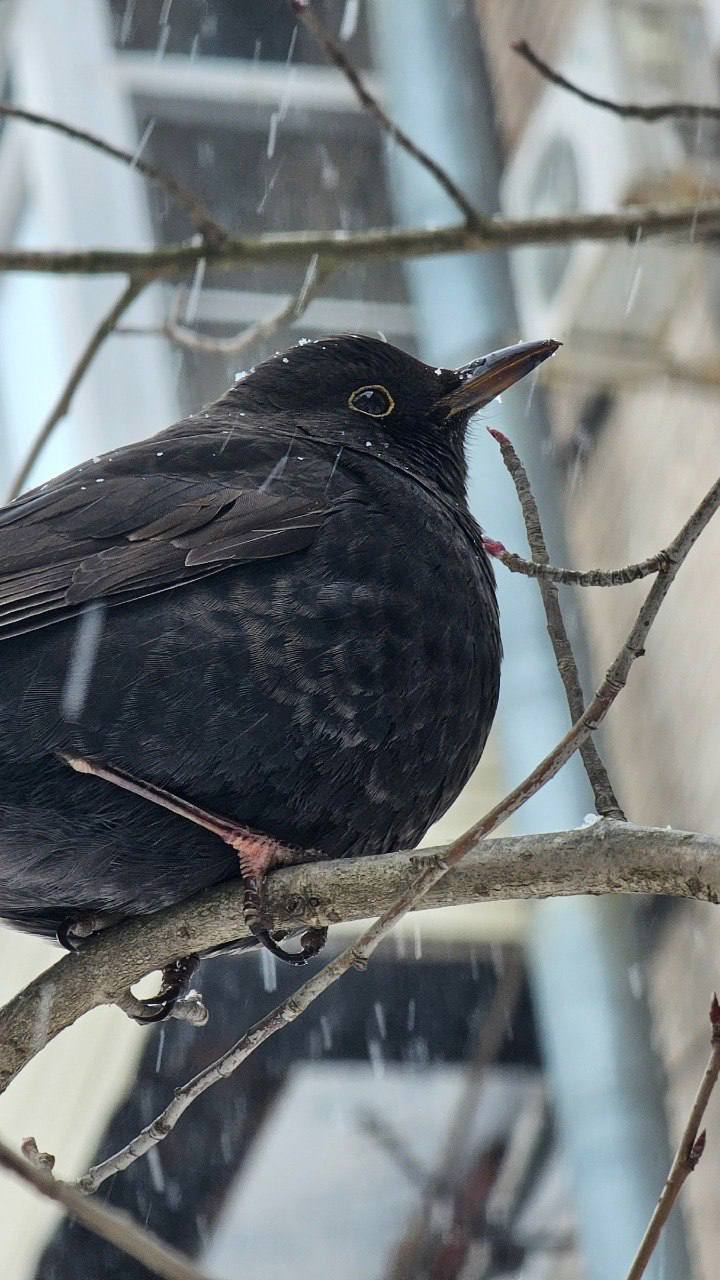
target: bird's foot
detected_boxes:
[226,830,328,966]
[58,752,328,966]
[131,955,200,1024]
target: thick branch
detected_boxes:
[3,201,720,277]
[488,428,622,818]
[1,821,720,1096]
[513,40,720,123]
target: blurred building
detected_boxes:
[491,1,720,1276]
[0,1,718,1278]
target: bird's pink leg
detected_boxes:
[58,752,327,966]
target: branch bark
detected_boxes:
[293,0,480,226]
[513,40,720,123]
[0,1134,212,1280]
[1,820,720,1096]
[485,538,671,587]
[488,427,623,818]
[625,996,720,1280]
[72,821,720,1195]
[3,200,720,277]
[155,254,331,355]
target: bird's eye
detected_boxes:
[348,385,395,418]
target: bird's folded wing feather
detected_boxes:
[0,474,330,639]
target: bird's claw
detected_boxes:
[130,955,200,1024]
[242,873,327,965]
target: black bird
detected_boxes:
[0,334,556,1016]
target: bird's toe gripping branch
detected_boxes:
[224,829,327,965]
[132,955,200,1024]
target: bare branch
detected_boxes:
[355,1110,430,1189]
[432,948,526,1190]
[386,949,526,1279]
[7,277,146,500]
[292,0,480,226]
[513,40,720,122]
[625,996,720,1280]
[487,427,623,818]
[484,537,670,587]
[449,463,720,852]
[0,1134,212,1280]
[3,200,720,277]
[0,102,227,247]
[1,821,720,1100]
[158,254,331,355]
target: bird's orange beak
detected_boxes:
[438,339,560,417]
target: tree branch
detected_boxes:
[513,40,720,123]
[385,947,526,1278]
[7,276,146,500]
[292,0,480,226]
[484,538,671,587]
[487,427,623,818]
[0,102,227,247]
[3,200,720,277]
[151,254,331,355]
[0,1134,212,1280]
[356,1109,430,1190]
[625,996,720,1280]
[0,823,711,1127]
[72,818,719,1196]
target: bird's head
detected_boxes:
[230,333,558,500]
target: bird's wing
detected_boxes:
[0,472,329,639]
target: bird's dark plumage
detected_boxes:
[0,334,553,947]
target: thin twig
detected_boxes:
[7,277,145,501]
[160,254,331,354]
[432,948,526,1191]
[513,40,720,122]
[292,1,479,226]
[386,949,526,1280]
[0,102,227,246]
[625,995,720,1280]
[484,537,671,587]
[76,467,720,1192]
[487,427,623,818]
[3,200,720,278]
[0,1134,212,1280]
[357,1110,431,1189]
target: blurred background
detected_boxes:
[0,1,720,1277]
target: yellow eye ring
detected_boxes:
[348,385,395,418]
